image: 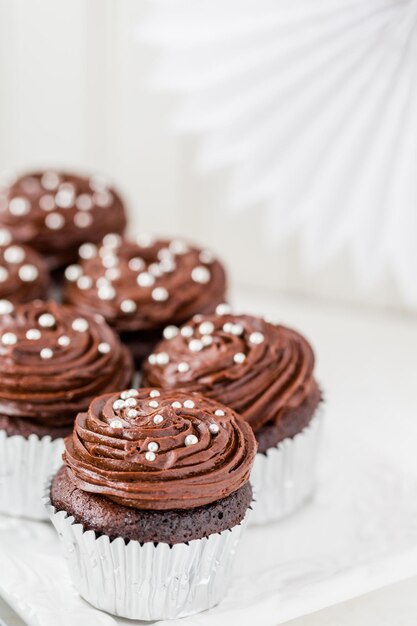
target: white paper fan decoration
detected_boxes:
[139,0,417,305]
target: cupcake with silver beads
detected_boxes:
[46,388,256,620]
[143,309,323,525]
[0,300,133,519]
[0,228,49,303]
[63,235,227,365]
[0,170,127,270]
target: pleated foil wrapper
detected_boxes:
[44,484,249,621]
[249,408,323,526]
[0,431,64,520]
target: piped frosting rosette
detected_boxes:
[0,171,126,268]
[143,309,321,436]
[143,309,323,524]
[0,229,49,303]
[0,300,133,433]
[64,236,227,333]
[64,388,255,510]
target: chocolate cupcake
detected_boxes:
[64,235,227,365]
[46,388,256,620]
[0,300,133,519]
[0,171,127,270]
[143,309,323,524]
[0,228,49,303]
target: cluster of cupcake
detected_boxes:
[0,170,323,620]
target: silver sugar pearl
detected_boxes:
[110,419,123,429]
[152,287,169,302]
[149,390,160,398]
[102,233,121,248]
[249,331,265,345]
[9,197,30,216]
[147,441,159,452]
[58,335,71,346]
[163,325,178,340]
[98,284,116,301]
[181,326,193,338]
[4,246,25,264]
[233,352,246,364]
[0,229,11,246]
[74,212,92,228]
[39,195,55,211]
[128,257,145,272]
[101,253,118,269]
[209,423,220,434]
[105,268,120,281]
[183,400,195,409]
[216,303,231,315]
[127,409,138,418]
[153,415,163,424]
[113,400,125,411]
[199,250,214,264]
[137,272,155,287]
[0,267,9,282]
[98,342,110,354]
[222,322,234,333]
[65,264,83,282]
[136,234,154,248]
[0,300,13,314]
[201,335,213,347]
[191,266,211,284]
[177,362,190,373]
[145,451,156,462]
[189,339,203,352]
[231,323,244,336]
[77,275,93,290]
[172,401,182,409]
[26,328,41,340]
[155,352,170,365]
[215,409,225,417]
[75,194,93,211]
[1,332,17,346]
[148,354,157,365]
[149,263,163,278]
[184,434,198,446]
[41,171,60,190]
[125,397,137,408]
[149,400,159,408]
[45,212,65,230]
[79,243,97,260]
[72,318,89,332]
[169,240,188,255]
[199,321,214,335]
[120,299,136,313]
[40,347,53,359]
[94,190,112,208]
[38,313,56,328]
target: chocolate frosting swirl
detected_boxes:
[64,236,227,333]
[0,229,49,303]
[0,171,126,268]
[64,388,256,510]
[143,312,320,433]
[0,300,133,428]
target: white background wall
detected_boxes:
[0,0,406,313]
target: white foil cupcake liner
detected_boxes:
[44,483,249,621]
[0,430,64,520]
[249,408,323,526]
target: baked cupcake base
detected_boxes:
[51,466,252,544]
[46,474,251,620]
[0,431,63,520]
[249,406,323,526]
